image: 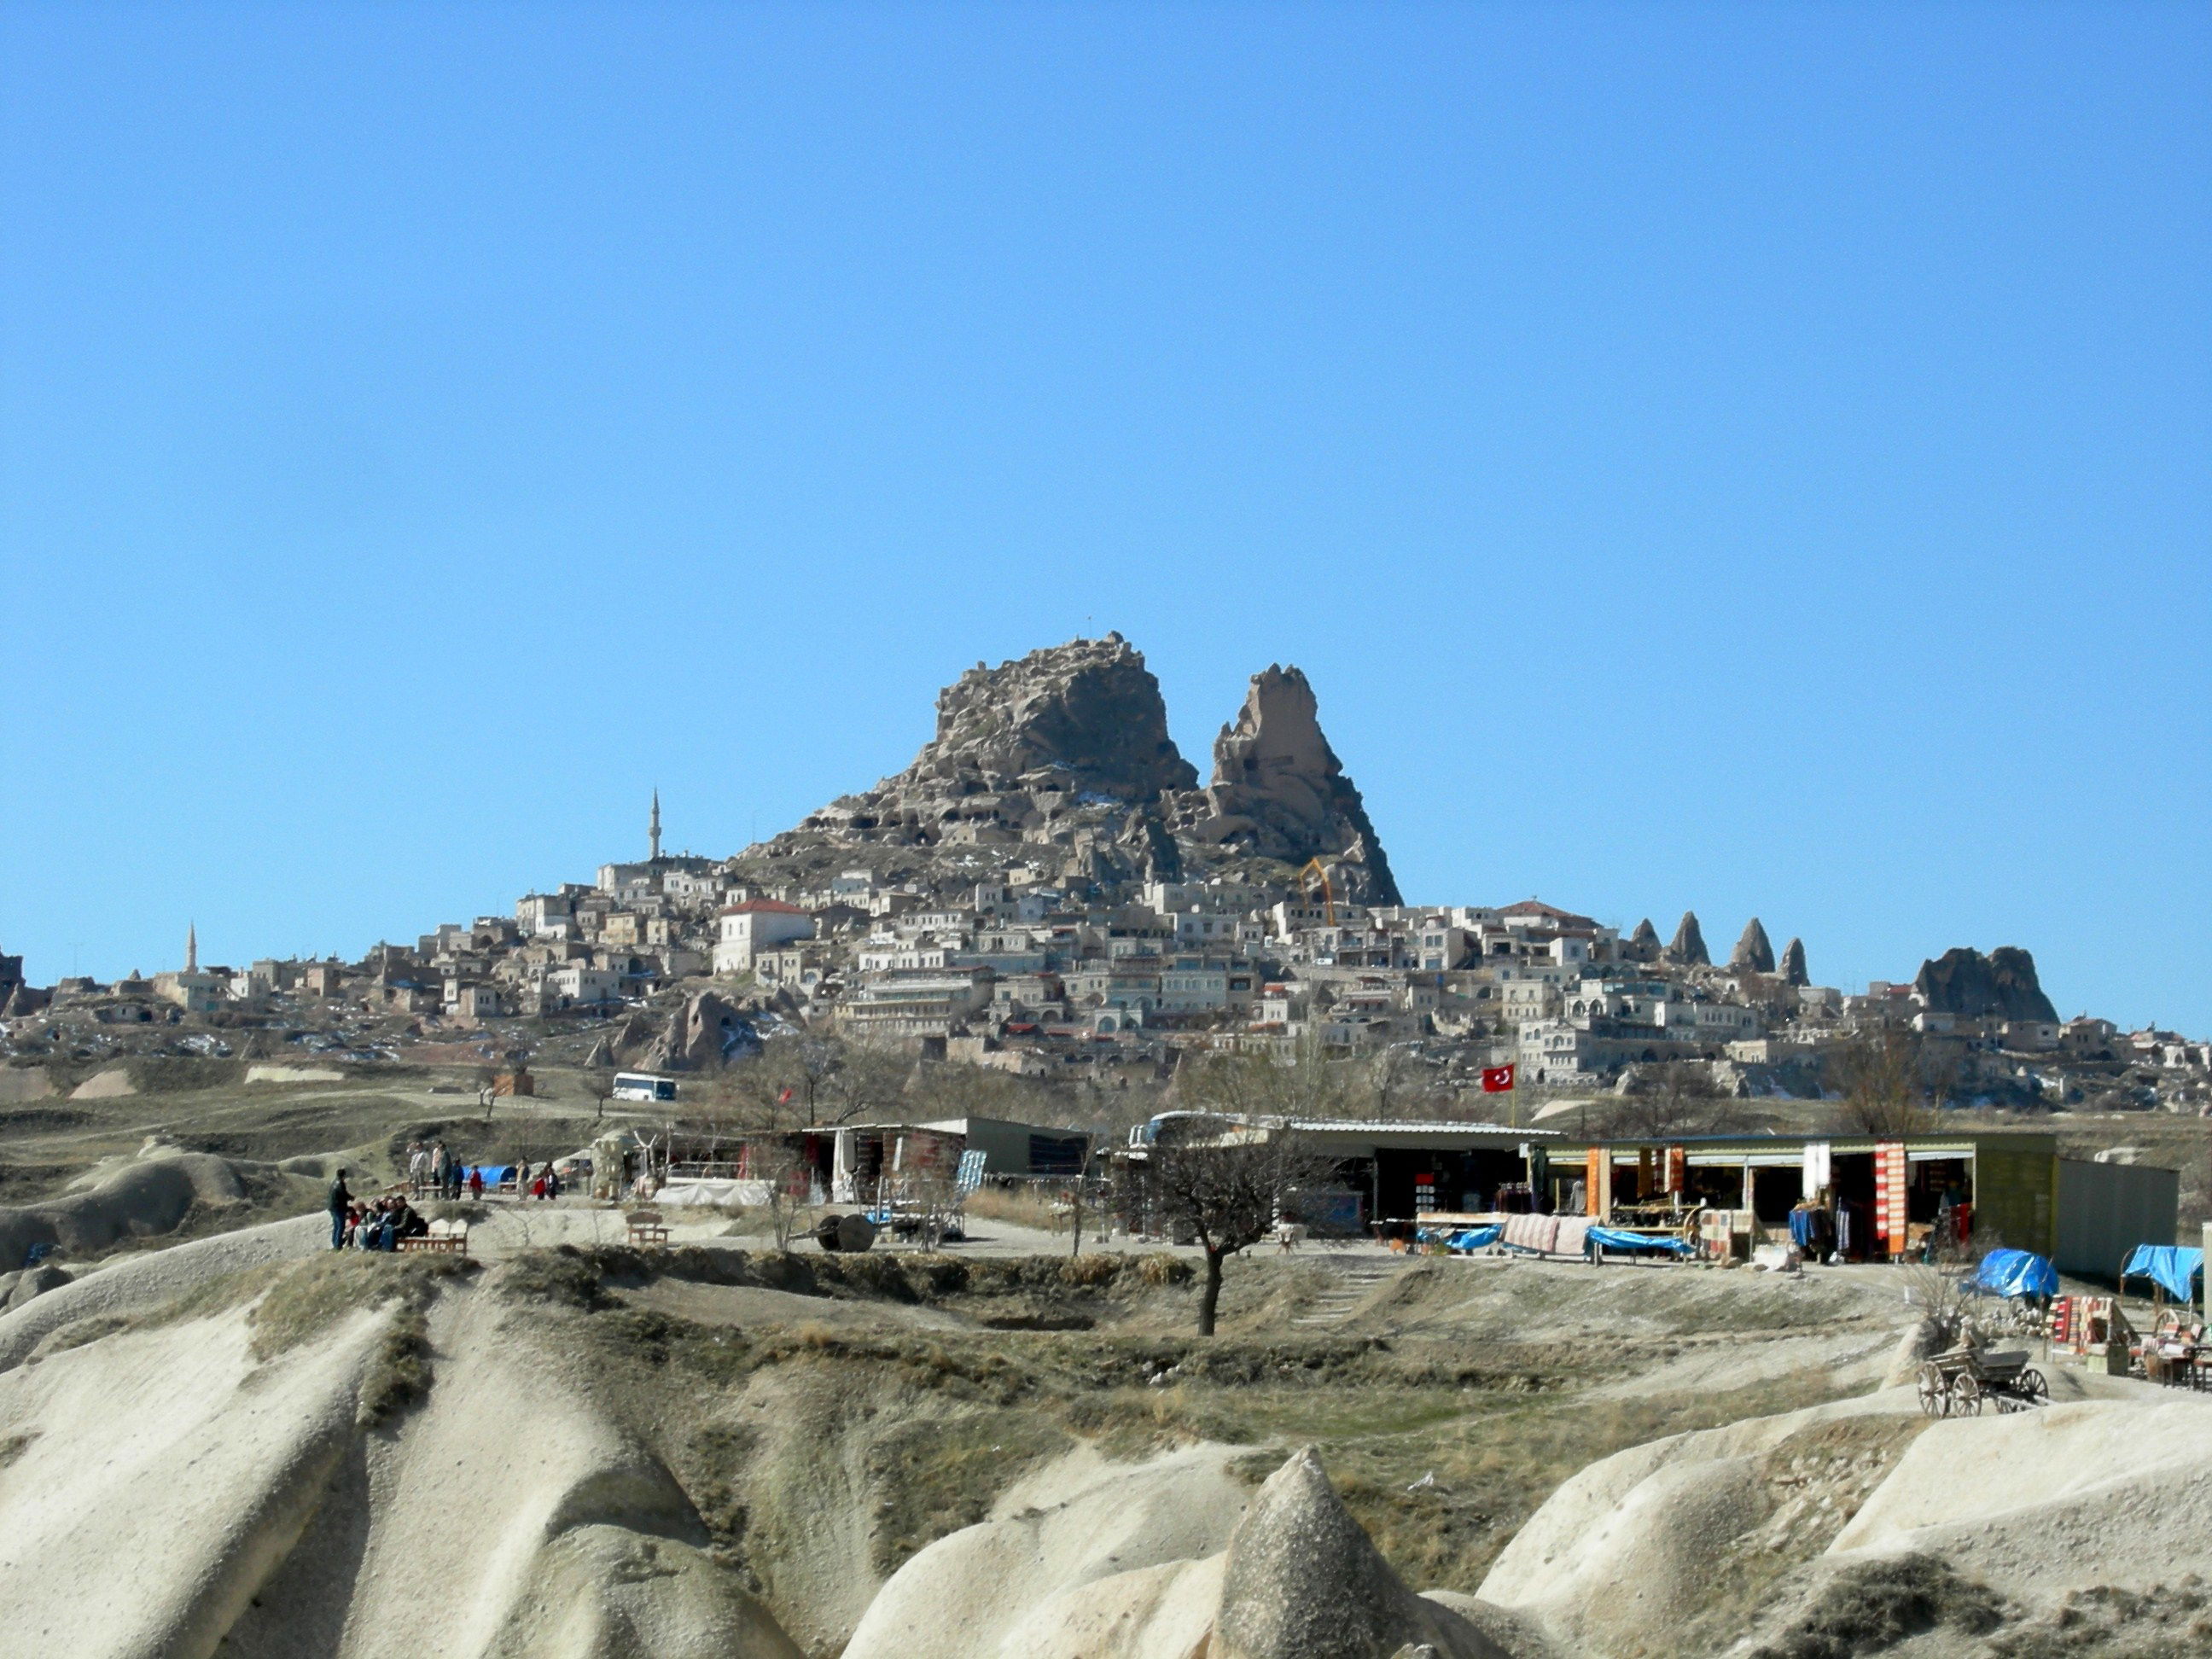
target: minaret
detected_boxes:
[185,922,198,974]
[649,789,662,862]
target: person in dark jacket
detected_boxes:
[328,1171,352,1251]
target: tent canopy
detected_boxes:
[2121,1244,2204,1303]
[1970,1249,2058,1301]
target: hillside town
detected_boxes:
[4,637,2207,1118]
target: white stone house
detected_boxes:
[713,901,816,975]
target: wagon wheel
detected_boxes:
[1949,1373,1983,1417]
[1917,1363,1948,1417]
[2014,1368,2049,1408]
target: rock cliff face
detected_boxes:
[762,638,1400,903]
[1915,946,2057,1023]
[905,634,1198,798]
[1778,937,1809,988]
[1186,666,1400,905]
[787,636,1200,887]
[1626,920,1662,963]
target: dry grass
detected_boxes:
[247,1250,470,1360]
[486,1244,1878,1614]
[358,1307,432,1427]
[863,1408,1073,1575]
[1750,1553,2006,1658]
[963,1185,1068,1233]
[1989,1579,2212,1657]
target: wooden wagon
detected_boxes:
[1916,1344,2049,1417]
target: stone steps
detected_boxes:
[1289,1258,1406,1327]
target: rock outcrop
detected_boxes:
[758,637,1400,902]
[1665,912,1709,968]
[1188,667,1401,905]
[1212,1448,1506,1659]
[1778,937,1808,987]
[785,636,1198,886]
[0,1147,249,1275]
[909,636,1197,798]
[850,1444,1515,1659]
[1729,919,1774,975]
[641,991,759,1072]
[1914,947,2058,1023]
[1626,920,1662,963]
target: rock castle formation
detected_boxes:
[1915,946,2058,1023]
[1190,666,1401,905]
[771,635,1400,902]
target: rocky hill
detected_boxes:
[742,636,1399,904]
[1183,665,1400,905]
[1915,946,2059,1023]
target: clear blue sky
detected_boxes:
[2,3,2206,1032]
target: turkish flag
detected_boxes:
[1481,1064,1516,1093]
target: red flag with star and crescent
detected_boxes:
[1481,1064,1516,1093]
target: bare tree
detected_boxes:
[790,1035,908,1126]
[746,1134,812,1252]
[1176,1027,1353,1126]
[1366,1043,1434,1121]
[1600,1062,1727,1138]
[1140,1129,1331,1336]
[1834,1029,1943,1137]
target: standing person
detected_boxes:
[469,1165,484,1200]
[531,1165,546,1202]
[546,1163,561,1202]
[328,1168,352,1250]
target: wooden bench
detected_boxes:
[398,1220,469,1257]
[627,1209,669,1249]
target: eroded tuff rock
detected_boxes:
[1729,918,1774,975]
[640,991,760,1072]
[1626,919,1662,963]
[1779,937,1808,987]
[908,633,1197,797]
[787,636,1196,885]
[1185,665,1400,905]
[1214,1448,1505,1659]
[1665,911,1709,968]
[1915,946,2057,1023]
[765,637,1399,899]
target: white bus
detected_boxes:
[612,1072,678,1103]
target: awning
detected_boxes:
[2121,1245,2204,1303]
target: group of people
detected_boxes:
[324,1151,568,1251]
[325,1172,430,1252]
[518,1161,563,1202]
[404,1139,467,1202]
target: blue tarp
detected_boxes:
[1413,1225,1502,1253]
[2122,1245,2204,1303]
[1970,1249,2059,1300]
[1586,1227,1694,1256]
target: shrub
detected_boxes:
[1138,1254,1194,1288]
[1754,1555,2007,1659]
